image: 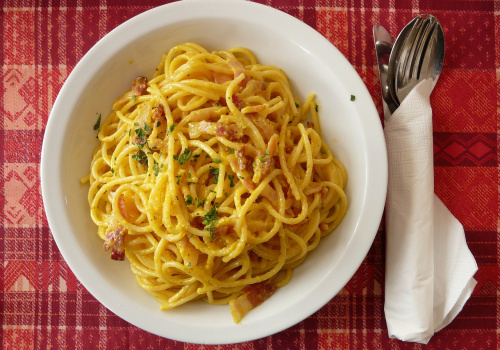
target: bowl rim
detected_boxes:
[41,0,387,344]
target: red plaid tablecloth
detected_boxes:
[1,0,498,348]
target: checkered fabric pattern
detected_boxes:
[1,0,498,349]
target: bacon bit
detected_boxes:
[188,106,226,122]
[191,216,205,230]
[242,104,266,115]
[213,71,233,84]
[239,79,265,98]
[242,177,257,191]
[118,195,141,222]
[252,117,276,141]
[131,76,148,96]
[228,59,248,86]
[285,146,294,154]
[238,144,259,158]
[231,94,245,109]
[306,121,314,129]
[103,226,125,261]
[152,104,165,122]
[259,134,279,177]
[215,122,244,141]
[188,121,216,139]
[215,224,235,236]
[229,280,277,323]
[229,152,248,172]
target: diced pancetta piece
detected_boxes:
[259,134,278,177]
[103,226,125,261]
[132,76,148,96]
[229,280,277,323]
[213,71,233,84]
[215,122,244,141]
[152,104,165,122]
[118,195,141,222]
[228,58,248,86]
[187,106,228,122]
[188,121,217,139]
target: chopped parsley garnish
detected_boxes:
[144,123,152,132]
[295,102,300,108]
[185,194,193,205]
[135,127,147,145]
[210,167,220,184]
[153,163,160,176]
[196,197,204,208]
[191,154,200,162]
[315,104,319,112]
[131,95,136,103]
[213,158,222,164]
[132,150,148,165]
[259,157,266,162]
[175,174,182,185]
[202,205,219,240]
[350,94,356,101]
[93,114,101,130]
[320,148,327,154]
[156,121,161,127]
[228,174,235,187]
[167,124,176,135]
[178,149,192,165]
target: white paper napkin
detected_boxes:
[383,79,478,344]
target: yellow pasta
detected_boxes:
[85,42,347,323]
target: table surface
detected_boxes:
[1,0,498,349]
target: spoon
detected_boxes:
[385,16,420,110]
[392,15,445,104]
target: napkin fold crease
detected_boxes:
[383,80,478,344]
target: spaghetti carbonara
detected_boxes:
[85,43,347,323]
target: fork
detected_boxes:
[393,15,445,104]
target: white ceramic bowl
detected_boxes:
[41,0,387,344]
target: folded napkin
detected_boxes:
[383,79,478,344]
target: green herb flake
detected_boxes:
[156,121,161,127]
[185,194,193,205]
[131,150,148,166]
[93,114,101,131]
[315,104,319,112]
[350,94,356,101]
[259,157,266,162]
[178,148,193,165]
[202,204,219,240]
[131,95,136,103]
[144,123,152,132]
[210,167,220,184]
[228,174,235,187]
[213,158,222,164]
[295,102,300,108]
[196,198,204,208]
[320,148,327,154]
